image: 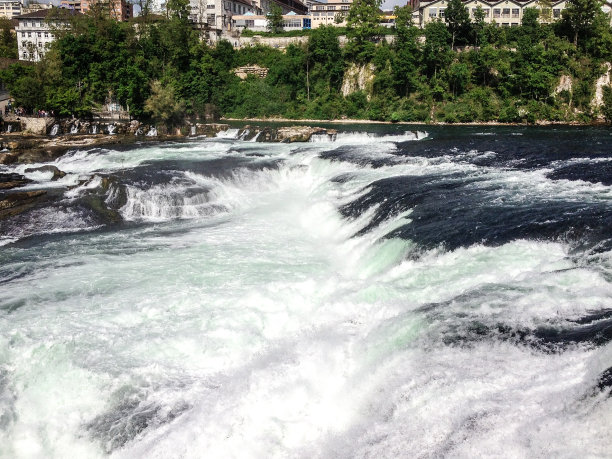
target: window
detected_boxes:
[27,32,31,37]
[22,52,27,58]
[502,22,509,26]
[327,11,334,15]
[313,12,319,16]
[483,8,489,16]
[21,31,24,37]
[327,5,335,9]
[316,5,324,10]
[511,22,518,26]
[207,4,215,8]
[502,8,510,17]
[341,5,349,10]
[493,8,500,17]
[553,8,560,18]
[439,8,445,18]
[429,7,437,17]
[511,8,519,18]
[44,32,49,38]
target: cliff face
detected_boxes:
[341,63,375,100]
[592,62,611,112]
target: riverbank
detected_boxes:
[222,117,609,126]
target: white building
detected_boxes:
[15,8,76,62]
[417,0,612,28]
[0,0,22,19]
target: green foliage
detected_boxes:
[144,80,185,127]
[345,0,384,62]
[266,5,284,34]
[445,0,471,48]
[1,2,607,125]
[0,18,17,59]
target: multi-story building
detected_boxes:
[0,0,22,19]
[233,11,310,31]
[21,1,53,15]
[15,9,64,61]
[309,0,351,28]
[189,0,258,30]
[59,0,133,21]
[417,0,612,28]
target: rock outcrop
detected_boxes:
[0,190,46,219]
[24,165,66,181]
[592,62,611,110]
[341,63,376,99]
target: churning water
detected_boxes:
[0,125,611,458]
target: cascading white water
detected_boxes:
[70,125,78,134]
[0,129,610,458]
[49,124,59,136]
[91,125,98,134]
[6,124,12,133]
[190,126,196,136]
[107,124,116,135]
[146,128,158,137]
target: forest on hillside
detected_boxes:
[1,0,612,124]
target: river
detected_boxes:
[0,125,611,457]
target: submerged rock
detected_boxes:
[0,190,46,219]
[0,173,31,190]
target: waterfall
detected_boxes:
[70,125,78,134]
[91,125,98,134]
[191,126,196,136]
[50,124,59,136]
[107,124,116,135]
[7,124,12,133]
[146,128,158,137]
[250,131,262,142]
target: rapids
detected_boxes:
[0,125,611,458]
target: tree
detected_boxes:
[266,5,284,34]
[422,20,452,79]
[345,0,384,62]
[0,18,16,58]
[144,80,186,127]
[445,0,471,48]
[472,5,486,46]
[392,5,419,96]
[561,0,604,47]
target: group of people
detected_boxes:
[3,102,53,118]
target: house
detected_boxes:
[15,8,78,61]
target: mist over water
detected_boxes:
[0,126,611,458]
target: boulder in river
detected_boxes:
[0,173,31,190]
[24,165,67,181]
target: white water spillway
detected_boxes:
[0,127,611,458]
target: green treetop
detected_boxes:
[346,0,384,62]
[266,5,284,34]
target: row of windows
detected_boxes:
[20,31,50,38]
[432,6,564,19]
[313,12,337,16]
[224,1,249,14]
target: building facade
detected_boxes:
[233,11,310,31]
[309,0,351,28]
[417,0,610,28]
[15,9,57,61]
[59,0,133,21]
[0,0,22,19]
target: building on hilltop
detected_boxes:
[15,8,79,61]
[309,0,351,28]
[0,0,22,19]
[233,10,311,31]
[21,1,53,15]
[59,0,133,21]
[416,0,612,28]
